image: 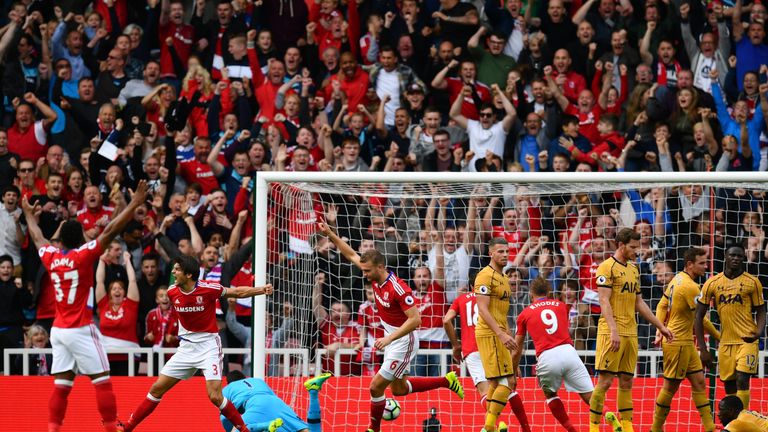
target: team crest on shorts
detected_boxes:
[596,276,607,285]
[478,285,489,295]
[196,296,203,304]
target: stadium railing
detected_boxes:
[3,348,310,377]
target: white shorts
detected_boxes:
[161,336,223,381]
[464,351,487,386]
[536,344,594,394]
[50,324,110,375]
[379,332,418,381]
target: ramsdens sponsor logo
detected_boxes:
[176,306,205,312]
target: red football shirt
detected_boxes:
[38,240,102,328]
[372,272,417,329]
[159,23,194,78]
[168,279,224,342]
[319,317,361,376]
[492,227,522,263]
[414,281,448,347]
[144,306,179,348]
[448,292,479,358]
[565,104,602,145]
[178,159,220,194]
[516,298,573,357]
[357,300,384,346]
[76,206,114,234]
[98,297,139,344]
[446,77,492,120]
[8,120,47,162]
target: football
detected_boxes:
[382,398,401,421]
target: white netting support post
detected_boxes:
[251,172,269,378]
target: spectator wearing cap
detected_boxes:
[467,27,516,89]
[403,83,426,124]
[369,46,426,127]
[432,59,491,120]
[680,2,729,95]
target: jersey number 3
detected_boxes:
[541,309,558,335]
[52,270,79,304]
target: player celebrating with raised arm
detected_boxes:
[695,245,766,411]
[512,278,594,432]
[22,180,149,432]
[589,228,673,432]
[121,255,275,432]
[717,395,768,432]
[317,222,464,432]
[651,247,720,432]
[476,237,530,432]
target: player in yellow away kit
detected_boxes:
[695,245,766,411]
[588,229,673,432]
[651,247,720,432]
[475,237,529,432]
[718,395,768,432]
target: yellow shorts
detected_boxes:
[595,334,638,375]
[662,343,703,380]
[476,335,514,379]
[719,343,758,382]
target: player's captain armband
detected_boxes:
[477,285,490,295]
[596,275,608,286]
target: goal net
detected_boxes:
[252,171,768,431]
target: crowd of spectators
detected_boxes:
[1,0,768,378]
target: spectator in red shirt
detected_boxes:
[96,251,140,376]
[247,30,288,120]
[77,186,115,240]
[158,0,195,80]
[177,137,220,195]
[144,286,179,353]
[551,49,587,105]
[432,59,492,120]
[547,65,603,146]
[356,285,383,376]
[312,272,361,375]
[326,52,370,115]
[7,93,57,163]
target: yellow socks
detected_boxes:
[737,389,750,410]
[651,388,674,432]
[618,388,634,432]
[692,391,715,432]
[589,387,606,428]
[483,384,511,432]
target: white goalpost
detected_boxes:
[251,171,768,431]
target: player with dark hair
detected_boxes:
[122,255,275,432]
[717,395,768,431]
[22,181,149,432]
[317,222,464,432]
[696,245,766,410]
[589,228,673,432]
[220,370,332,432]
[512,277,594,432]
[652,247,720,432]
[476,236,530,432]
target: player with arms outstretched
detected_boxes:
[717,395,768,432]
[22,180,149,432]
[317,222,464,432]
[651,247,719,432]
[476,237,530,432]
[122,255,274,432]
[695,245,766,410]
[588,228,673,432]
[512,277,593,432]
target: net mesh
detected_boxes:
[261,179,768,432]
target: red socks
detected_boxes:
[48,379,73,431]
[508,392,532,432]
[219,398,249,432]
[368,395,387,432]
[93,377,118,431]
[124,393,161,432]
[406,377,448,394]
[547,397,577,432]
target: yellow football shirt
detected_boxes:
[474,265,510,338]
[724,410,768,432]
[595,256,640,337]
[699,272,765,345]
[661,271,700,346]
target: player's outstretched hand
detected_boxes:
[130,180,149,205]
[262,283,274,295]
[660,326,673,343]
[317,221,333,235]
[699,349,713,370]
[374,337,391,350]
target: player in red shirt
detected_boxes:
[22,181,149,432]
[318,222,464,432]
[512,278,595,432]
[122,255,274,432]
[443,278,486,396]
